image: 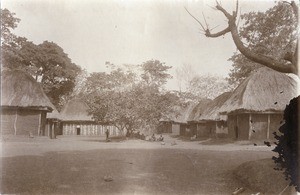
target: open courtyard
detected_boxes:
[0,135,279,195]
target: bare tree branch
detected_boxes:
[210,25,220,31]
[234,0,239,18]
[202,12,209,29]
[215,3,233,19]
[205,27,231,37]
[186,0,298,74]
[184,7,206,31]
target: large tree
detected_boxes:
[85,61,178,136]
[186,1,298,76]
[187,74,232,100]
[1,9,81,109]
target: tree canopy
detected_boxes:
[1,8,82,109]
[84,61,178,136]
[227,1,298,85]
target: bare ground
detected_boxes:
[0,135,277,194]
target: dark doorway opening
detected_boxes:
[77,127,80,135]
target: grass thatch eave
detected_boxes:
[1,106,53,111]
[225,108,284,115]
[1,69,55,112]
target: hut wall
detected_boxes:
[171,123,180,135]
[196,123,210,137]
[228,114,249,140]
[157,122,172,134]
[1,109,45,136]
[62,122,121,136]
[40,112,47,135]
[206,121,216,138]
[188,123,197,136]
[237,114,250,140]
[227,115,237,139]
[249,114,268,140]
[180,124,188,136]
[228,113,284,140]
[1,109,16,135]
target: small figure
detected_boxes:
[158,134,164,141]
[105,128,110,141]
[151,133,156,141]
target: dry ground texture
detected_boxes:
[0,135,291,195]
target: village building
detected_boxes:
[186,99,212,137]
[158,102,196,136]
[60,98,119,136]
[198,92,232,138]
[1,69,54,136]
[46,107,62,138]
[219,67,299,140]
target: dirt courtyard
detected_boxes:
[1,135,274,194]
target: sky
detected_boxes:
[2,0,275,90]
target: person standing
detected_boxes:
[105,128,110,141]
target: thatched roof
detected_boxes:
[1,69,54,111]
[173,102,197,123]
[198,92,231,121]
[160,102,197,123]
[219,67,299,114]
[187,98,212,122]
[60,98,94,121]
[47,108,61,120]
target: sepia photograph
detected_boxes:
[1,0,299,194]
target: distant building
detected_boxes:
[60,98,119,136]
[187,99,212,138]
[198,92,232,138]
[219,67,299,140]
[1,69,54,136]
[158,102,197,136]
[46,107,62,138]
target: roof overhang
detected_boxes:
[1,106,53,112]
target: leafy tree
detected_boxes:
[1,8,20,45]
[175,64,196,92]
[226,53,261,86]
[85,61,178,136]
[225,1,297,85]
[140,60,172,88]
[1,9,82,108]
[187,74,232,100]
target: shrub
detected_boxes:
[273,96,299,192]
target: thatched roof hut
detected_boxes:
[198,92,231,121]
[219,67,299,114]
[1,69,54,111]
[60,98,93,121]
[220,67,299,140]
[187,99,212,122]
[1,69,55,136]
